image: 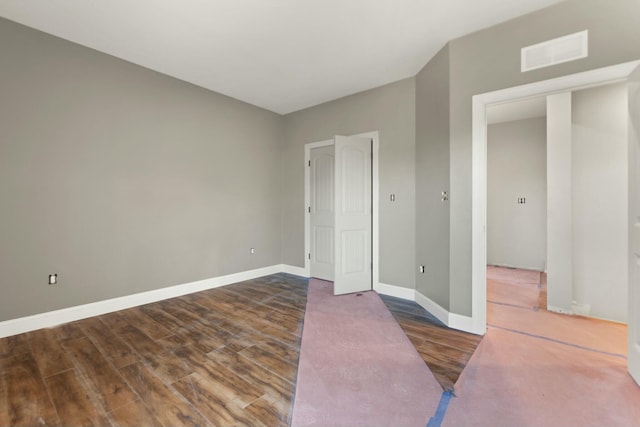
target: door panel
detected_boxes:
[341,230,366,274]
[310,145,335,281]
[628,65,640,386]
[313,226,333,264]
[334,135,372,295]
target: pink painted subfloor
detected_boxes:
[442,328,640,427]
[487,279,541,309]
[487,265,541,286]
[488,303,627,356]
[487,266,626,356]
[443,267,640,427]
[291,279,442,427]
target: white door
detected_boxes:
[334,135,372,295]
[628,65,640,386]
[310,145,335,281]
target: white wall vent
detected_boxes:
[521,30,588,72]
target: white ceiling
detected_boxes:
[487,96,547,125]
[0,0,564,114]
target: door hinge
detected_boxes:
[308,160,311,167]
[308,206,311,213]
[308,253,311,260]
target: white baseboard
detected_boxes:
[0,264,286,339]
[1,265,486,338]
[449,313,482,334]
[414,291,482,334]
[374,282,415,300]
[547,305,574,315]
[414,291,449,326]
[280,264,309,277]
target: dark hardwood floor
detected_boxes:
[0,274,483,426]
[0,274,307,427]
[380,295,483,392]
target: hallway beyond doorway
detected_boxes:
[441,266,639,425]
[487,265,626,356]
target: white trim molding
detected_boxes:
[414,290,482,334]
[280,264,308,277]
[374,282,416,300]
[547,305,574,316]
[449,313,479,334]
[414,291,449,327]
[1,262,486,338]
[471,60,640,338]
[0,264,293,339]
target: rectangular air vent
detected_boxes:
[521,30,588,72]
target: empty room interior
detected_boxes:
[1,0,640,426]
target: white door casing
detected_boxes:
[471,60,640,337]
[309,145,335,281]
[333,135,372,295]
[628,64,640,386]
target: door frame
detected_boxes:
[471,60,640,335]
[304,131,380,287]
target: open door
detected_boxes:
[628,65,640,386]
[309,145,335,281]
[333,135,372,295]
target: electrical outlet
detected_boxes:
[419,265,425,273]
[250,248,255,255]
[48,274,57,285]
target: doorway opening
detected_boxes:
[304,131,380,295]
[471,60,640,384]
[485,95,548,316]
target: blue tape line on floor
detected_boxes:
[487,299,538,311]
[487,324,627,359]
[426,390,453,427]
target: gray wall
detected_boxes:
[572,83,628,322]
[445,0,640,316]
[0,18,283,321]
[487,118,547,271]
[4,0,639,323]
[546,92,574,313]
[282,78,416,289]
[415,45,451,308]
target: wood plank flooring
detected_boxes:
[0,273,307,427]
[380,295,483,392]
[0,273,483,426]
